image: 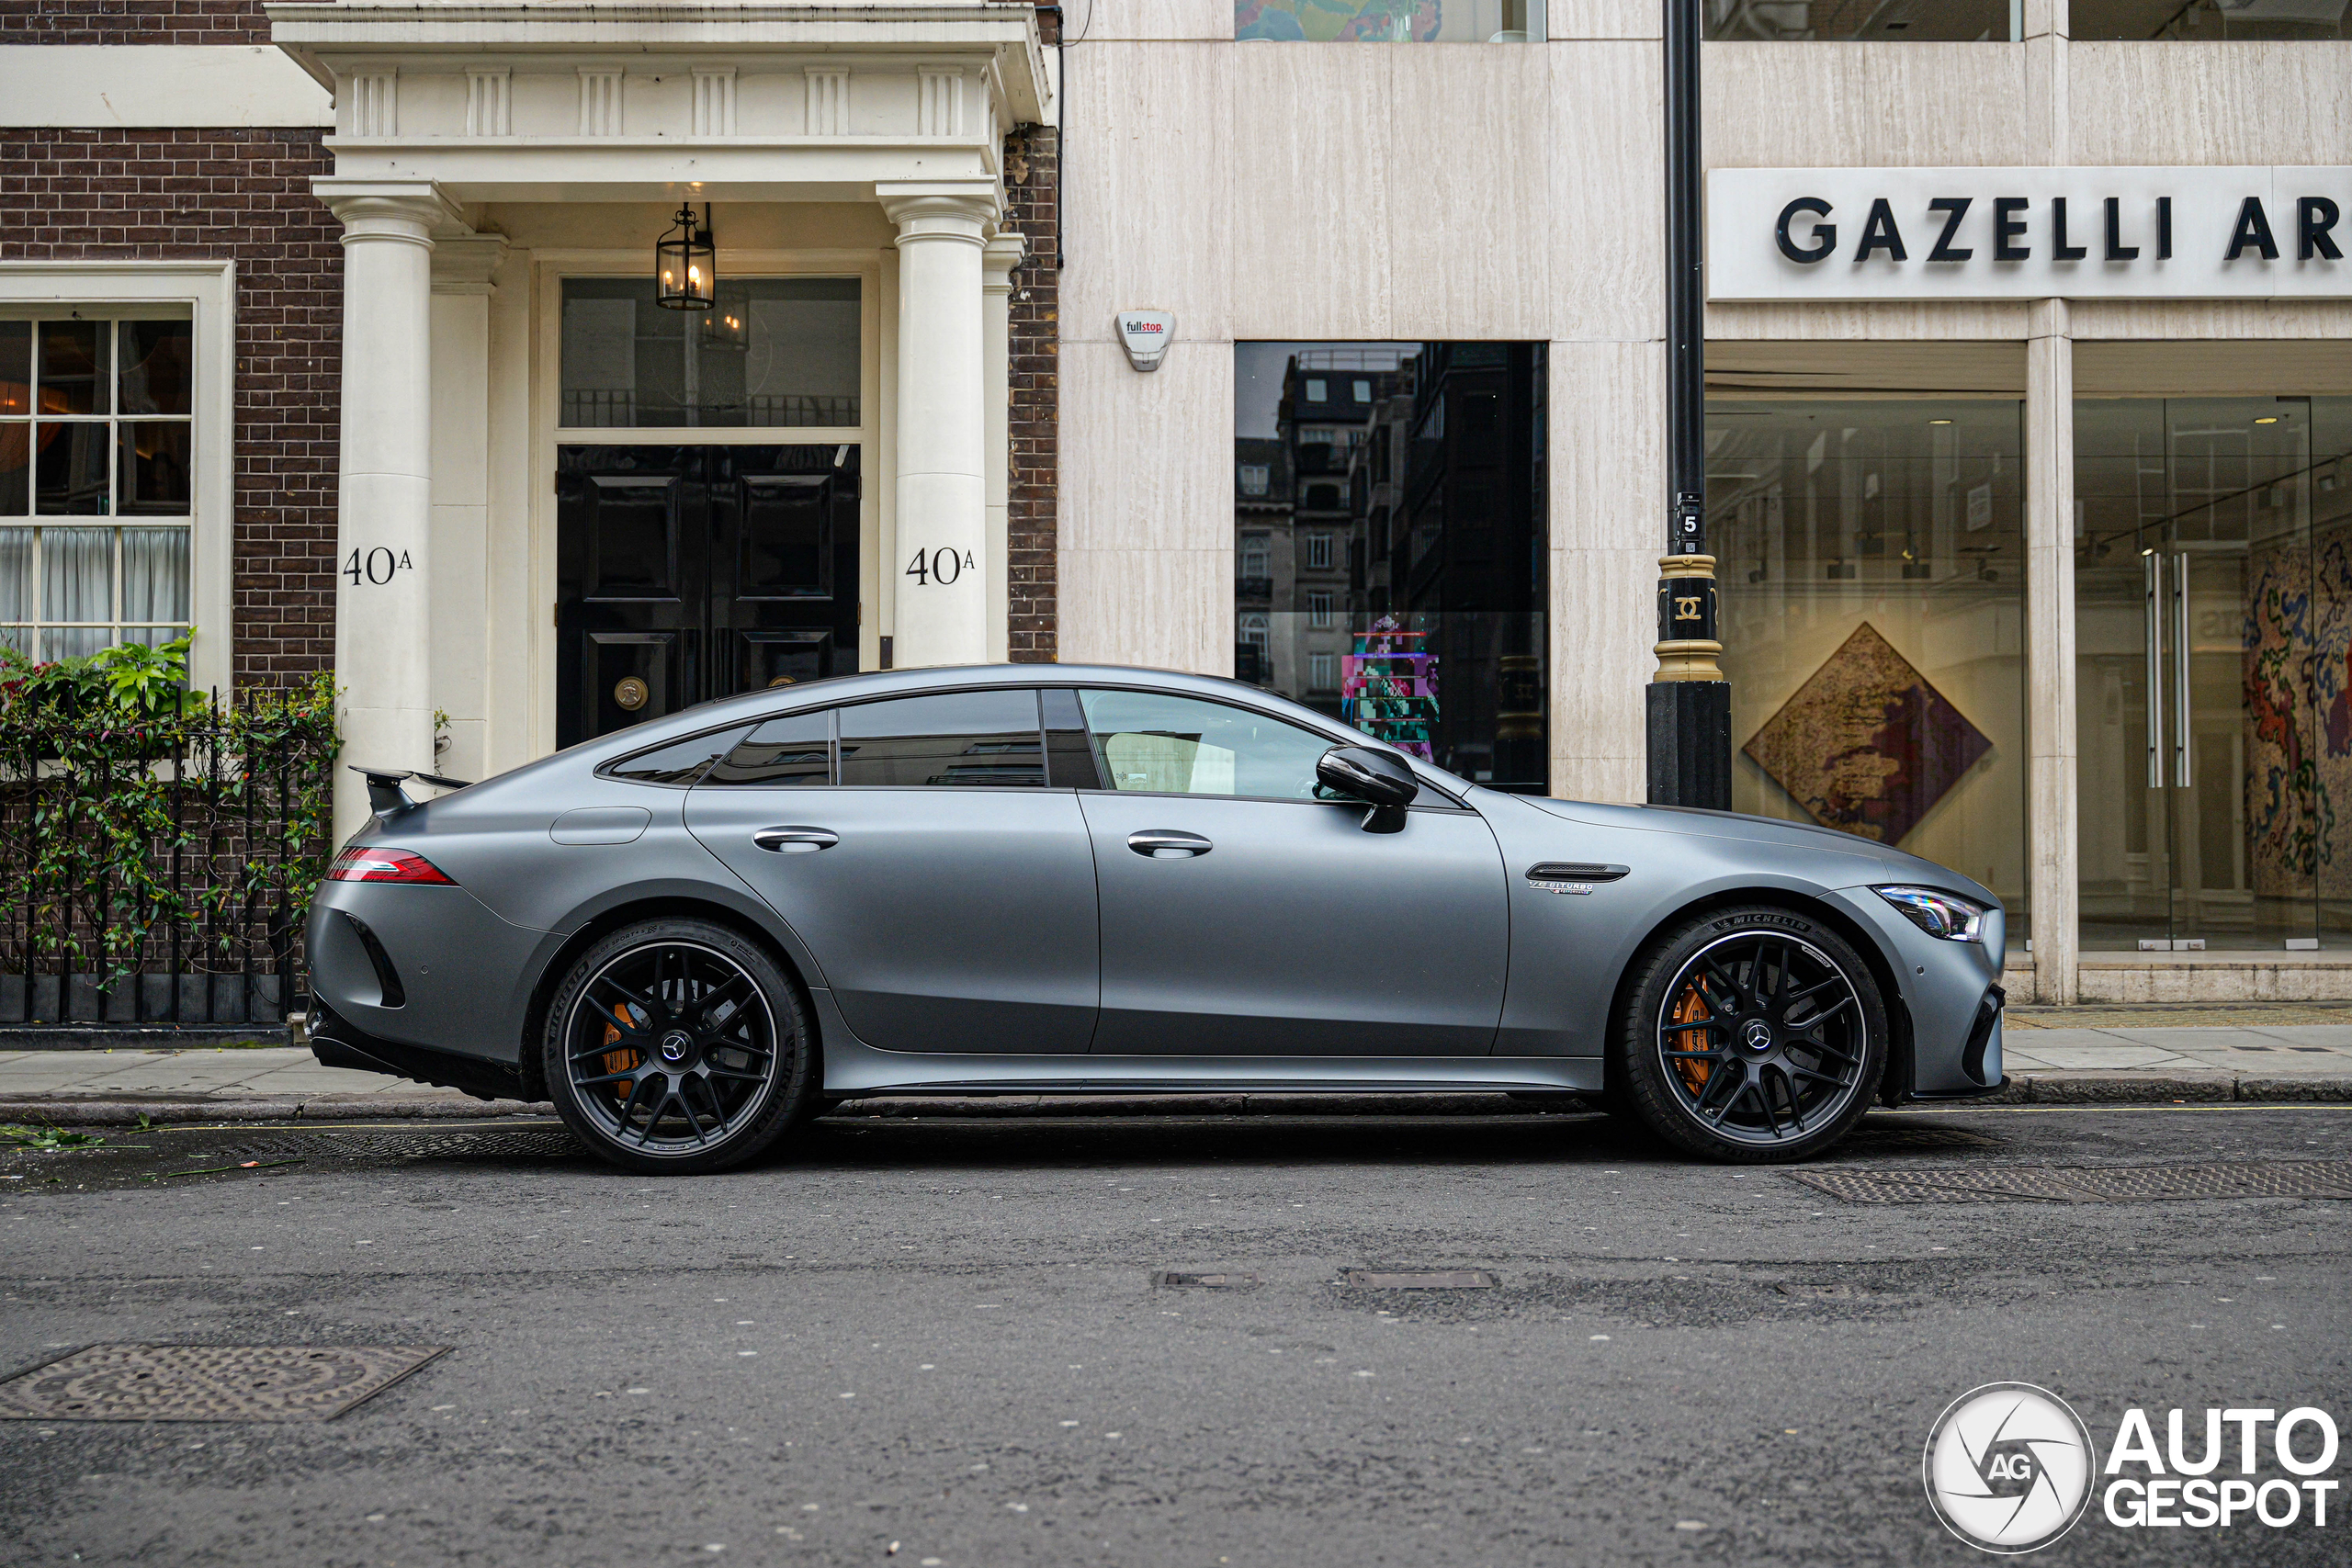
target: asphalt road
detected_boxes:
[3,1104,2348,1567]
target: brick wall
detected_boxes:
[0,0,272,45]
[1003,117,1059,663]
[0,128,341,686]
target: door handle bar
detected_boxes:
[2172,551,2193,789]
[753,826,839,853]
[2143,548,2164,791]
[1128,829,1212,859]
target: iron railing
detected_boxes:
[0,687,335,1032]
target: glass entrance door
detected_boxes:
[2075,398,2350,952]
[555,444,859,748]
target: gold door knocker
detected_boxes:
[613,676,650,712]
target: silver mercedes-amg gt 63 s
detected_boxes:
[310,665,2007,1173]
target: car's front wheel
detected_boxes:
[542,918,813,1175]
[1613,905,1886,1163]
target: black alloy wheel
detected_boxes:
[1614,906,1886,1162]
[543,918,812,1174]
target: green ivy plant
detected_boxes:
[0,634,339,989]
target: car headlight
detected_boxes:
[1874,885,1988,942]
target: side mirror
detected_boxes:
[1316,745,1419,832]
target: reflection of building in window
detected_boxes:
[1238,463,1270,496]
[1235,0,1549,44]
[1704,0,2019,39]
[2071,0,2352,40]
[1233,340,1548,791]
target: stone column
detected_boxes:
[981,231,1025,663]
[316,179,450,842]
[2025,298,2078,1004]
[427,234,508,787]
[879,183,997,669]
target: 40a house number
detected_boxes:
[342,547,413,586]
[905,547,977,586]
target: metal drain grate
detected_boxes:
[1341,1269,1498,1289]
[1155,1271,1258,1289]
[1841,1124,2003,1153]
[178,1129,583,1162]
[0,1344,448,1422]
[1788,1160,2352,1206]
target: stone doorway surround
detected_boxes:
[266,1,1052,838]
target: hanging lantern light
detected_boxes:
[654,203,715,311]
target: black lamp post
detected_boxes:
[1645,0,1733,811]
[654,203,716,312]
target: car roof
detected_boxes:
[563,662,1460,791]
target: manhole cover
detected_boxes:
[1156,1271,1257,1289]
[1341,1269,1498,1289]
[1787,1160,2352,1206]
[0,1344,448,1423]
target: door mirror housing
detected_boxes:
[1317,745,1419,831]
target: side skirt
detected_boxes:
[820,1029,1603,1100]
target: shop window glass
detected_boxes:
[1238,0,1545,39]
[560,277,861,430]
[2073,0,2351,39]
[0,314,195,660]
[1236,342,1547,792]
[1712,400,2028,949]
[2075,397,2352,953]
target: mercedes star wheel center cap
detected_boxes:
[1743,1019,1775,1052]
[659,1030,693,1064]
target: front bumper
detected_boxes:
[1825,886,2007,1100]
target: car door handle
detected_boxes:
[1128,829,1212,859]
[752,826,839,854]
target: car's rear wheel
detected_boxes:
[542,918,813,1175]
[1613,905,1886,1163]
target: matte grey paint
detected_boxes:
[310,663,2001,1101]
[686,787,1100,1054]
[1078,791,1506,1056]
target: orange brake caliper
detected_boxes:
[1669,985,1713,1095]
[601,1002,646,1101]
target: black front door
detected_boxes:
[557,444,860,748]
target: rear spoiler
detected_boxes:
[348,764,474,815]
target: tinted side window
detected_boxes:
[704,710,831,786]
[837,690,1044,788]
[605,726,752,786]
[1078,690,1333,800]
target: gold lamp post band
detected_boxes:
[1653,553,1724,682]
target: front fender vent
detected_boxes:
[1526,863,1630,886]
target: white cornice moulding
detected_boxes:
[0,46,334,129]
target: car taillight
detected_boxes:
[327,847,456,885]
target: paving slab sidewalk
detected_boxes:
[3,1030,2350,1125]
